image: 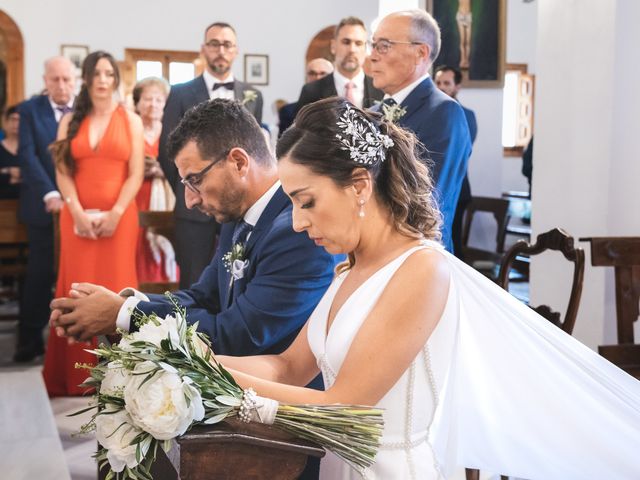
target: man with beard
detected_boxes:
[296,16,383,111]
[159,22,264,288]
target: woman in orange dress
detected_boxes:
[132,77,177,283]
[44,51,143,396]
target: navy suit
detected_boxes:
[16,95,60,351]
[158,76,263,288]
[393,77,472,252]
[135,187,336,358]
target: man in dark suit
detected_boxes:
[296,16,383,113]
[369,10,472,252]
[13,56,76,362]
[51,98,335,368]
[278,58,333,137]
[435,65,477,258]
[159,22,264,288]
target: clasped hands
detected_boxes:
[50,282,124,343]
[73,209,121,239]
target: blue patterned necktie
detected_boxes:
[382,97,397,108]
[231,219,253,246]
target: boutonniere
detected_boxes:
[222,243,250,281]
[376,101,407,123]
[242,90,258,105]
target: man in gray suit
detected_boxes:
[159,22,263,287]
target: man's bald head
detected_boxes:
[43,56,76,106]
[305,58,334,84]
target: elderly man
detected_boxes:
[278,57,334,136]
[159,22,264,289]
[369,10,471,252]
[297,16,383,111]
[13,57,75,362]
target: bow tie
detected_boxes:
[212,82,234,91]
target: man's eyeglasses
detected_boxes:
[181,156,226,194]
[204,40,236,51]
[368,39,424,55]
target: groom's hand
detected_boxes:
[50,283,125,342]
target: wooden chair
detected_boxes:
[137,211,179,294]
[580,236,640,378]
[465,228,585,479]
[498,227,585,334]
[461,196,511,281]
[0,199,28,321]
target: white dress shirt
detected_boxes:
[115,180,282,331]
[203,69,236,101]
[333,69,365,109]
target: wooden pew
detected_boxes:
[98,419,324,480]
[0,199,28,321]
[580,236,640,377]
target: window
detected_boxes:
[502,64,534,156]
[120,48,203,104]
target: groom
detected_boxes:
[50,99,336,361]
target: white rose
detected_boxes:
[131,314,181,350]
[100,361,130,397]
[95,408,147,473]
[124,361,205,440]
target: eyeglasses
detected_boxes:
[368,39,424,55]
[204,40,236,51]
[181,154,226,194]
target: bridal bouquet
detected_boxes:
[74,297,384,480]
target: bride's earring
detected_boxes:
[358,199,365,218]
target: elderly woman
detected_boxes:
[132,77,177,283]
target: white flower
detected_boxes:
[131,314,182,350]
[242,90,258,105]
[230,259,250,280]
[100,361,131,397]
[95,408,146,473]
[124,361,205,440]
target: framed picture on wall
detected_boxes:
[427,0,505,87]
[60,44,89,70]
[244,54,269,85]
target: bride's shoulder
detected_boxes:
[385,245,451,299]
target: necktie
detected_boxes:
[381,97,397,108]
[231,219,253,246]
[344,81,356,105]
[212,82,235,91]
[56,105,73,116]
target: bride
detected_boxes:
[218,98,640,479]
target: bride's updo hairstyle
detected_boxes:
[276,97,442,242]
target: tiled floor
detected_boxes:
[0,320,96,480]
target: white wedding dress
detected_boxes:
[307,242,640,479]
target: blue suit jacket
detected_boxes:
[395,78,472,252]
[136,186,337,357]
[17,95,59,226]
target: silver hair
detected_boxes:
[406,9,441,63]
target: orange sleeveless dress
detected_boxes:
[43,105,139,396]
[134,137,169,282]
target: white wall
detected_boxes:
[531,0,640,349]
[1,0,378,128]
